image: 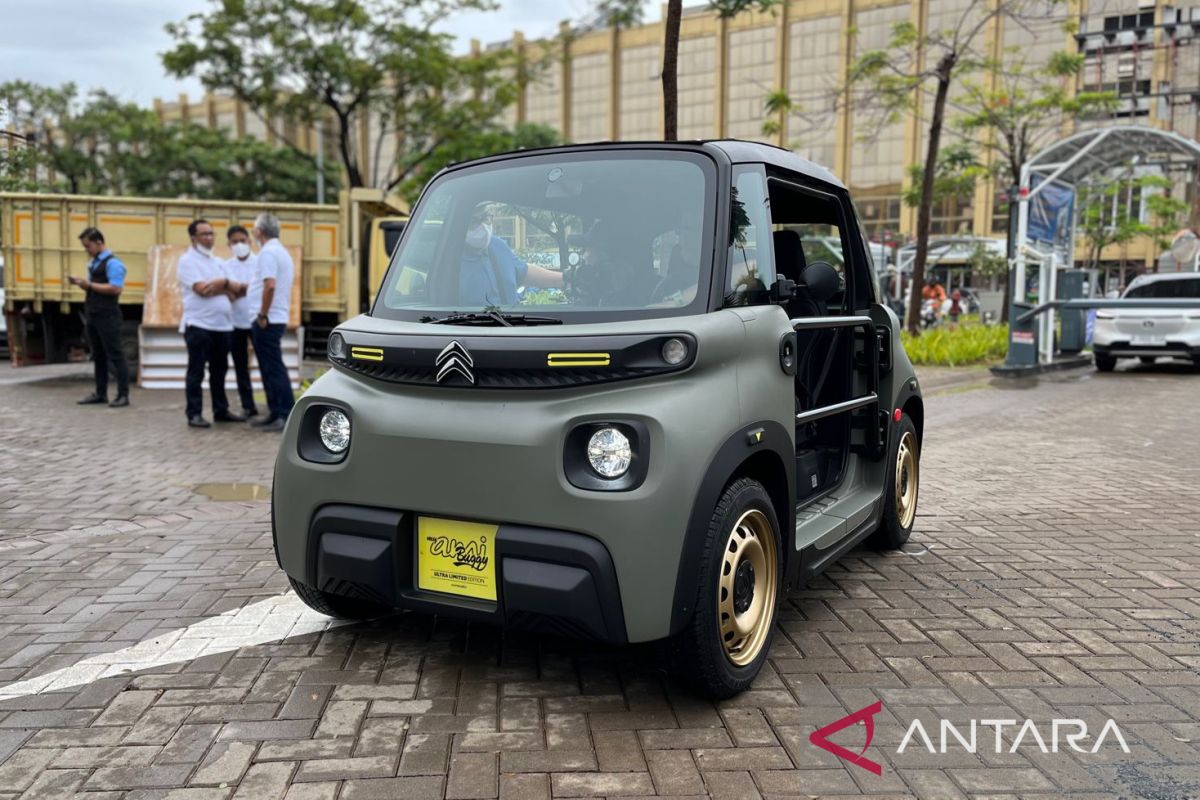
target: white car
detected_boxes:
[1092,272,1200,371]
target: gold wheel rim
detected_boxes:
[717,508,778,667]
[895,430,918,529]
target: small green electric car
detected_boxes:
[273,140,923,697]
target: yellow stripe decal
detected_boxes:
[547,352,611,367]
[351,346,385,362]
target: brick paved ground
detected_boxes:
[1,362,1198,799]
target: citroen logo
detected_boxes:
[436,340,475,384]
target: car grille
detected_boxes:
[340,359,659,389]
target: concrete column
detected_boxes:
[899,0,929,237]
[715,15,728,137]
[773,0,791,147]
[609,25,621,141]
[560,21,573,141]
[834,0,854,181]
[972,0,1005,239]
[514,30,528,125]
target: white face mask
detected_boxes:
[231,242,251,259]
[465,223,491,251]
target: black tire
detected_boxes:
[1139,356,1156,365]
[1094,354,1116,372]
[671,477,781,699]
[870,413,919,550]
[288,575,391,621]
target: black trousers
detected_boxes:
[230,327,257,412]
[85,308,129,398]
[184,325,230,419]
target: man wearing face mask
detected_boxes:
[178,218,246,428]
[459,204,563,306]
[224,225,260,419]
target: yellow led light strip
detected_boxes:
[547,352,611,367]
[350,346,385,362]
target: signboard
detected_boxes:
[1028,177,1075,251]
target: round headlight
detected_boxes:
[327,332,346,359]
[587,427,632,478]
[319,409,351,453]
[662,337,689,366]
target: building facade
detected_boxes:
[155,0,1200,271]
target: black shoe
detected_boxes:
[188,415,212,429]
[109,395,129,408]
[249,415,279,428]
[78,393,108,405]
[214,411,246,423]
[243,407,260,418]
[258,418,286,432]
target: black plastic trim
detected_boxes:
[302,505,627,643]
[563,420,651,492]
[668,421,795,635]
[330,331,697,389]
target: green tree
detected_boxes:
[1079,172,1190,280]
[847,0,1059,334]
[162,0,520,192]
[590,0,780,140]
[394,122,561,204]
[0,133,38,192]
[0,80,338,202]
[957,48,1115,319]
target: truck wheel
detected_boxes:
[1094,354,1116,372]
[288,575,391,621]
[870,414,919,550]
[672,478,780,699]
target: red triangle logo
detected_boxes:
[808,701,883,775]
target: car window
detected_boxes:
[725,166,774,306]
[1124,278,1200,299]
[374,153,716,322]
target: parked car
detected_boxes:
[271,141,924,697]
[1093,272,1200,371]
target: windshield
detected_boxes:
[373,152,716,322]
[1124,277,1200,299]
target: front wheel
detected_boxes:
[288,575,392,621]
[1094,353,1116,372]
[870,414,919,550]
[671,478,781,698]
[1139,356,1156,365]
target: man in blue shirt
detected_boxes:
[459,205,563,306]
[69,228,130,407]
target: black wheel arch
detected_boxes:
[669,420,795,637]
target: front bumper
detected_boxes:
[1092,341,1199,360]
[301,504,627,643]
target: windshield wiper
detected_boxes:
[420,311,563,326]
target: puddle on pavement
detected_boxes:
[192,483,271,501]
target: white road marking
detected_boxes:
[0,592,346,700]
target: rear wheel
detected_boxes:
[1094,353,1116,372]
[288,575,391,621]
[870,414,919,550]
[672,478,780,698]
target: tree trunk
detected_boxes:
[906,55,955,336]
[334,109,364,188]
[662,0,682,141]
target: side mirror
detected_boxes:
[799,262,840,302]
[769,277,796,303]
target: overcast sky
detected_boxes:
[0,0,662,107]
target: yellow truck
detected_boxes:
[0,188,406,364]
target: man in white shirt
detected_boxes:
[178,219,246,428]
[224,224,260,418]
[248,212,295,432]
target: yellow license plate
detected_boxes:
[417,517,497,601]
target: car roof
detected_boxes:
[440,139,847,190]
[1127,271,1200,287]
